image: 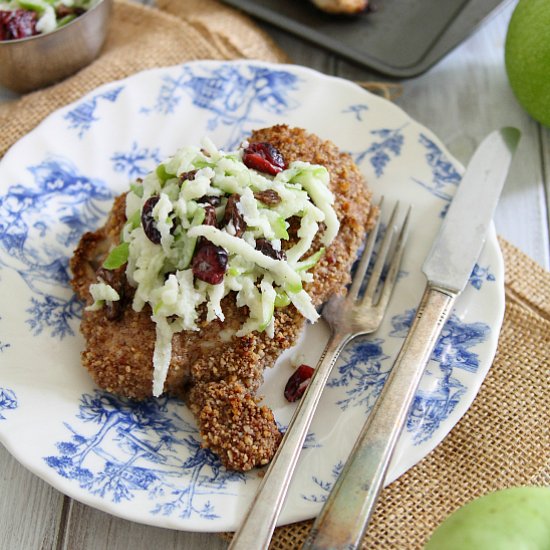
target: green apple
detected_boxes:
[505,0,550,127]
[425,487,550,550]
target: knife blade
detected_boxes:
[424,127,521,293]
[303,127,520,550]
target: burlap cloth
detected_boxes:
[1,1,548,548]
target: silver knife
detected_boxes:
[303,127,520,549]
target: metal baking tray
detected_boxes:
[221,0,510,77]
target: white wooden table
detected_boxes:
[1,1,548,548]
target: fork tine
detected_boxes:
[362,201,400,306]
[374,205,411,314]
[347,197,383,302]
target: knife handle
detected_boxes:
[303,285,457,550]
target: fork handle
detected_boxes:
[229,328,353,550]
[303,285,457,550]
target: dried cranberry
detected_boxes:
[179,170,197,184]
[0,9,38,40]
[202,203,218,227]
[223,194,247,237]
[243,142,286,176]
[255,238,286,260]
[284,365,315,402]
[197,195,221,207]
[141,196,161,244]
[254,189,282,206]
[192,242,228,285]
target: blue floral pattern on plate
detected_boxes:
[390,309,490,444]
[327,309,490,445]
[302,461,344,503]
[141,64,300,148]
[0,157,112,338]
[343,104,369,121]
[353,126,406,177]
[65,86,124,138]
[414,133,462,216]
[0,60,505,531]
[111,142,163,179]
[44,391,243,519]
[0,388,17,420]
[470,263,496,290]
[328,338,389,411]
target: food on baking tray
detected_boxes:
[71,125,376,471]
[311,0,369,15]
[0,0,96,40]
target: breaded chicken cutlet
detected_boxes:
[70,125,375,471]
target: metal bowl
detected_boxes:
[0,0,112,94]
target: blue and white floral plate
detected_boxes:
[0,60,504,531]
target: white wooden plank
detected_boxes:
[494,121,550,270]
[60,501,227,550]
[0,445,65,549]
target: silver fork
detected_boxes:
[229,200,411,550]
